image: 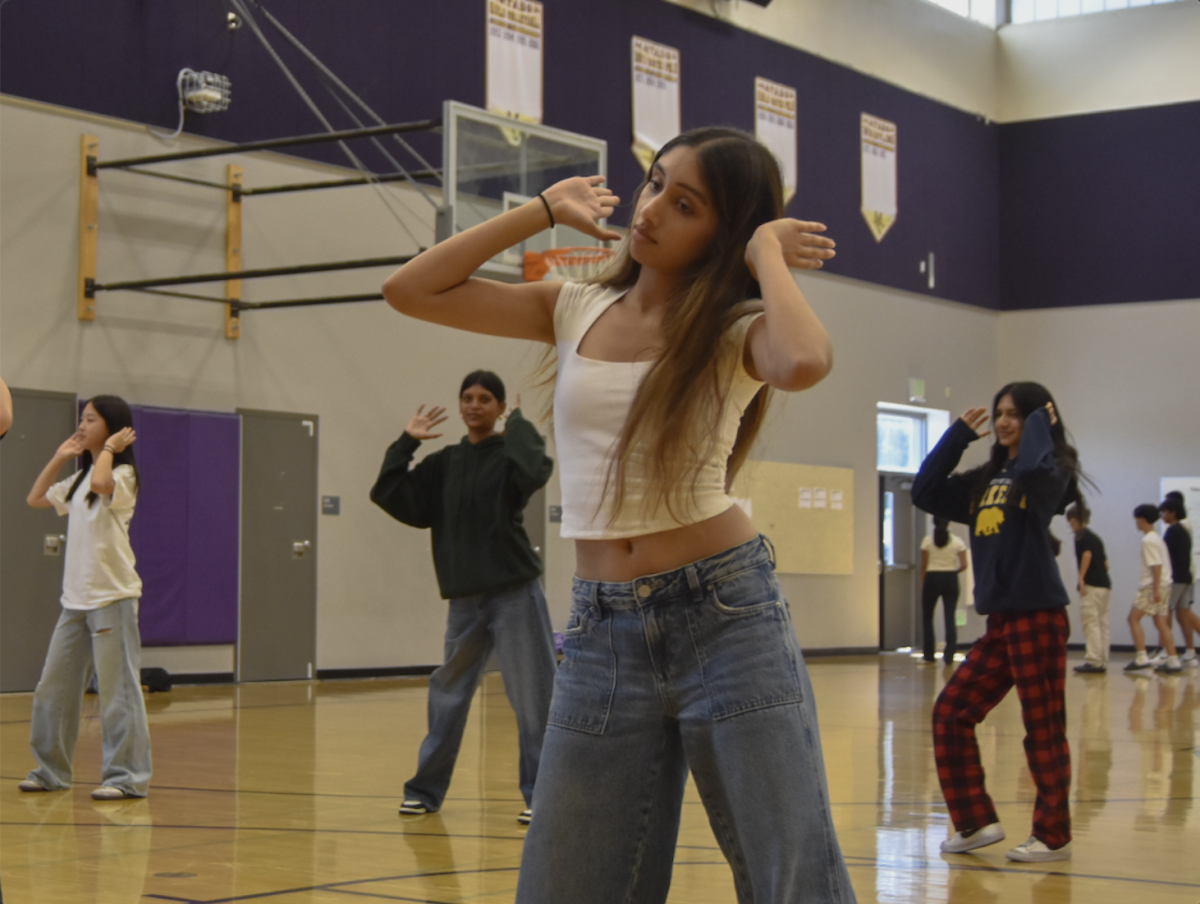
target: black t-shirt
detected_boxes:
[1073,528,1111,589]
[1164,523,1194,584]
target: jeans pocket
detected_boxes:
[694,565,804,720]
[549,593,616,735]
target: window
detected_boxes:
[877,412,926,474]
[1011,0,1187,24]
[925,0,999,27]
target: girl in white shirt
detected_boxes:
[19,395,151,800]
[383,128,855,903]
[919,517,968,664]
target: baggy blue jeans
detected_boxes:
[27,599,152,797]
[516,536,856,904]
[404,579,557,810]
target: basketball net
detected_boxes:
[524,246,617,282]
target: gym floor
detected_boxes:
[1,653,1196,903]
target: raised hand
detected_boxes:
[745,219,836,280]
[405,404,448,441]
[106,427,136,453]
[540,176,622,242]
[960,407,991,439]
[1044,401,1058,426]
[56,432,86,460]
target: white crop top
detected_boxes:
[553,281,765,539]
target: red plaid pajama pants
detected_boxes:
[932,607,1072,849]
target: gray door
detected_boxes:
[238,409,318,681]
[0,389,78,691]
[879,473,920,651]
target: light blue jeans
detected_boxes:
[27,599,152,797]
[404,579,556,810]
[516,536,856,904]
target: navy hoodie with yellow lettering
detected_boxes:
[911,408,1069,615]
[370,409,553,599]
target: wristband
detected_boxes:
[537,193,555,229]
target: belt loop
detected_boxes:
[761,534,777,569]
[685,564,703,602]
[588,580,602,621]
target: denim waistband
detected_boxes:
[575,535,776,611]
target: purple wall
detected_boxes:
[127,406,240,646]
[1,0,1192,310]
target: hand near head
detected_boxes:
[540,176,622,242]
[745,220,836,281]
[106,427,136,453]
[960,407,991,439]
[405,404,448,441]
[1044,401,1057,426]
[56,432,86,460]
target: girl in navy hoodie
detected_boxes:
[912,382,1084,864]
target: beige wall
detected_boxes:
[666,0,1200,122]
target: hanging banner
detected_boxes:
[631,36,680,173]
[486,0,544,138]
[861,113,897,242]
[754,77,797,205]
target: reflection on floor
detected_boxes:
[1,654,1196,903]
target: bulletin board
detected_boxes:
[731,461,854,575]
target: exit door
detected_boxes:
[238,409,318,681]
[879,473,920,651]
[0,390,79,691]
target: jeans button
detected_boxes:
[637,584,652,599]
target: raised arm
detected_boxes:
[90,427,135,497]
[911,409,988,525]
[382,176,621,344]
[742,219,836,391]
[369,406,448,529]
[503,405,553,501]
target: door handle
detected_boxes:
[292,540,311,559]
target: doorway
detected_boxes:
[879,473,920,651]
[237,409,318,681]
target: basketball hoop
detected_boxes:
[524,246,618,282]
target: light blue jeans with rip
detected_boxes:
[27,598,152,797]
[516,536,856,904]
[404,579,557,810]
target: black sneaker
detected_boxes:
[1074,662,1106,673]
[517,809,532,825]
[398,800,432,816]
[1124,659,1153,671]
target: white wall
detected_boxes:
[997,2,1200,121]
[666,0,1200,122]
[997,298,1200,648]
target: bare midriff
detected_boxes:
[572,504,759,583]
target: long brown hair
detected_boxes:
[568,128,784,523]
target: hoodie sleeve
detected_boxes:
[1007,408,1070,517]
[502,408,554,505]
[369,433,444,529]
[911,419,978,526]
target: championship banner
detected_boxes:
[486,0,544,137]
[631,37,680,173]
[754,77,797,204]
[861,113,897,242]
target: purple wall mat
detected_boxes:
[998,101,1200,310]
[126,406,240,646]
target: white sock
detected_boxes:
[1135,651,1149,665]
[1166,655,1181,669]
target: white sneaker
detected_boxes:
[1181,649,1197,664]
[1147,648,1168,665]
[941,822,1005,853]
[1006,836,1071,862]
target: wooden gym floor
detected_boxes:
[1,653,1196,903]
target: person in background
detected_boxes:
[370,371,556,825]
[919,516,967,664]
[1067,503,1112,674]
[913,382,1082,863]
[1124,504,1180,674]
[19,395,151,800]
[1159,497,1198,666]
